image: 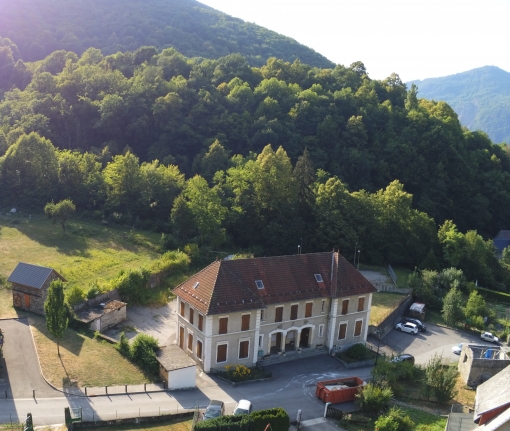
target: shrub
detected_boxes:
[386,407,414,431]
[251,408,290,431]
[345,343,371,360]
[116,332,131,358]
[115,268,151,303]
[66,285,85,306]
[86,284,101,299]
[225,364,251,381]
[150,250,190,274]
[131,333,159,375]
[375,414,399,431]
[355,382,393,415]
[423,354,458,403]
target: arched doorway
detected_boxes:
[285,330,298,352]
[300,328,311,348]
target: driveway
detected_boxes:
[0,318,62,398]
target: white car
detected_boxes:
[452,343,463,354]
[481,332,499,344]
[395,322,418,335]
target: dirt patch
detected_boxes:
[360,270,390,285]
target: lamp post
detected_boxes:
[357,249,361,270]
[297,245,301,255]
[353,242,357,265]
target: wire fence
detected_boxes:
[388,264,397,285]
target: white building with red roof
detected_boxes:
[173,251,377,372]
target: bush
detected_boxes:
[345,343,371,360]
[131,333,159,375]
[375,414,399,431]
[116,332,131,358]
[355,383,393,415]
[375,407,415,431]
[66,285,85,306]
[251,408,290,431]
[194,408,289,431]
[225,364,251,382]
[150,250,190,274]
[114,268,151,303]
[423,354,458,403]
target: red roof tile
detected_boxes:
[174,252,376,315]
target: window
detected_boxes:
[187,332,193,351]
[239,340,249,359]
[305,302,313,318]
[338,323,347,340]
[180,301,185,317]
[290,304,298,320]
[314,274,323,282]
[358,297,365,312]
[275,306,283,322]
[259,335,263,348]
[321,300,325,313]
[217,343,227,363]
[341,299,349,315]
[198,314,204,331]
[354,320,362,337]
[318,324,324,337]
[196,339,203,360]
[189,308,194,325]
[260,309,265,321]
[241,314,250,331]
[219,317,228,334]
[193,281,199,289]
[255,280,264,289]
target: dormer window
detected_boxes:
[314,274,323,283]
[255,280,264,289]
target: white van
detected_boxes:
[233,399,252,415]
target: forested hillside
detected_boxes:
[409,66,510,144]
[1,42,510,289]
[0,0,333,68]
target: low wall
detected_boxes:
[369,294,414,339]
[74,290,121,312]
[72,411,193,429]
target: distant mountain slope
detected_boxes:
[0,0,334,68]
[409,66,510,144]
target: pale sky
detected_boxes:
[198,0,510,82]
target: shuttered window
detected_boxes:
[275,307,283,322]
[187,333,193,351]
[305,302,313,318]
[189,308,194,325]
[219,317,228,334]
[198,314,204,331]
[354,320,362,336]
[290,304,298,320]
[341,300,349,315]
[180,301,185,316]
[196,340,203,359]
[358,297,365,312]
[241,314,250,331]
[239,340,249,359]
[338,323,347,340]
[217,344,227,363]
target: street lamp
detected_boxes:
[297,245,301,255]
[353,242,357,265]
[357,249,361,270]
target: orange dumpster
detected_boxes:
[316,377,365,403]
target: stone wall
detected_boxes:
[458,344,510,386]
[12,272,62,315]
[73,289,121,312]
[99,305,127,331]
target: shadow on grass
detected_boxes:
[29,315,86,357]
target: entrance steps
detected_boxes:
[257,346,329,367]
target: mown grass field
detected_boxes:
[370,292,408,326]
[0,213,161,291]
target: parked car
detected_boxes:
[204,400,225,420]
[481,332,499,344]
[233,399,252,415]
[452,343,463,354]
[395,322,418,335]
[390,354,415,365]
[404,317,426,332]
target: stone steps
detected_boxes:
[257,346,329,367]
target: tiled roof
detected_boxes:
[475,364,510,419]
[75,300,127,323]
[8,262,66,289]
[173,252,376,315]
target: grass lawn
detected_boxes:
[91,419,193,431]
[340,405,447,431]
[0,213,161,292]
[370,292,408,326]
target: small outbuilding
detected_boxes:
[9,262,66,315]
[75,299,127,332]
[157,345,197,390]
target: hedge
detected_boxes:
[194,408,289,431]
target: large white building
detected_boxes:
[174,251,377,372]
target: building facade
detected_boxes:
[174,252,376,372]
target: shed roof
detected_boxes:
[8,262,66,289]
[76,300,126,323]
[475,365,510,420]
[157,345,197,371]
[173,252,376,315]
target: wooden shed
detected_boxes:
[9,262,66,315]
[157,345,197,390]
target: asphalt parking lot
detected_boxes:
[382,322,506,365]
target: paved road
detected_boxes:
[0,318,63,399]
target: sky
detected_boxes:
[198,0,510,82]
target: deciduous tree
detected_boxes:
[44,199,76,233]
